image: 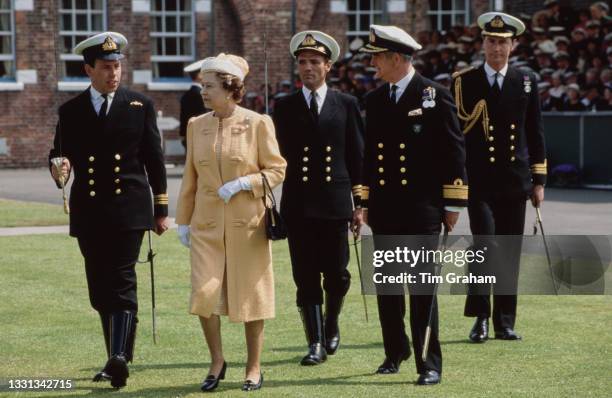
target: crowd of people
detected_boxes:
[244,1,612,113]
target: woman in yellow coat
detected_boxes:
[175,53,286,392]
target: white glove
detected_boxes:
[177,224,191,248]
[218,176,252,203]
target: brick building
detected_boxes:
[0,0,591,167]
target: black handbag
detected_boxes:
[261,173,287,240]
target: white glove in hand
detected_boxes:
[177,224,191,248]
[218,176,252,203]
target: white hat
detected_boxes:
[477,12,526,37]
[359,25,422,54]
[74,32,128,61]
[184,59,205,73]
[290,30,340,63]
[200,53,249,82]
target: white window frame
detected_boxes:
[150,0,195,81]
[0,0,16,81]
[346,0,384,40]
[427,0,471,31]
[58,0,107,81]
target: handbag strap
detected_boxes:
[261,173,277,208]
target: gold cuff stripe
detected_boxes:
[443,190,469,200]
[361,186,370,200]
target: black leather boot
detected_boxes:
[324,295,344,355]
[104,311,135,389]
[125,316,138,363]
[92,313,112,382]
[299,305,327,365]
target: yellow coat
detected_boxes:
[175,106,286,322]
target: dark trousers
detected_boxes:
[77,229,145,314]
[372,201,443,374]
[464,194,526,332]
[285,217,351,307]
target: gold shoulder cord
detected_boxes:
[453,75,490,141]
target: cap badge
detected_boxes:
[491,15,505,28]
[301,34,317,47]
[369,30,375,43]
[102,36,117,51]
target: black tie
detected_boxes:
[310,91,318,122]
[99,93,108,122]
[390,84,398,103]
[490,72,501,102]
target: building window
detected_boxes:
[150,0,195,80]
[0,0,15,80]
[59,0,107,79]
[427,0,470,31]
[346,0,385,44]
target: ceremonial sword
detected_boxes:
[422,226,449,362]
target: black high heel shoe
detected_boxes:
[201,361,227,392]
[241,372,263,391]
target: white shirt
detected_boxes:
[484,62,508,89]
[90,85,115,116]
[389,66,416,103]
[302,83,328,114]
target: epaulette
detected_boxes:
[452,66,475,80]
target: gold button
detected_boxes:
[303,156,309,162]
[489,147,495,152]
[326,156,332,162]
[114,154,121,160]
[510,135,515,140]
[399,143,406,149]
[114,166,120,172]
[378,143,384,148]
[401,179,407,185]
[88,156,95,162]
[510,145,515,150]
[489,125,494,131]
[399,155,406,161]
[511,156,516,161]
[511,124,516,130]
[115,188,122,195]
[489,157,496,163]
[88,179,94,185]
[302,176,309,182]
[325,166,331,172]
[377,154,383,160]
[325,176,331,182]
[488,136,494,142]
[400,167,406,173]
[379,179,385,186]
[89,191,96,197]
[326,146,332,152]
[88,168,94,174]
[302,166,308,172]
[378,167,384,173]
[304,146,309,152]
[115,178,120,184]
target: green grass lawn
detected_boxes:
[0,199,68,227]
[0,232,610,397]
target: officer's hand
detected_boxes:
[443,211,459,232]
[155,216,169,236]
[362,209,369,226]
[51,157,71,182]
[531,184,544,208]
[351,208,364,237]
[177,224,190,247]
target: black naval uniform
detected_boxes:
[49,86,167,384]
[273,87,364,363]
[452,65,546,335]
[179,83,206,147]
[362,72,468,377]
